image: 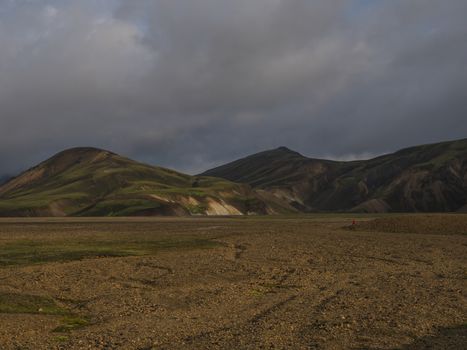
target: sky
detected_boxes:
[0,0,466,175]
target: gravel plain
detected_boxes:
[0,215,466,349]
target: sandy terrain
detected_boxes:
[0,215,466,349]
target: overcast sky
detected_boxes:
[1,0,466,175]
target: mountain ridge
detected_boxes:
[1,138,466,216]
[201,138,467,212]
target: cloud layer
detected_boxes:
[1,0,466,174]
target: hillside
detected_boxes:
[0,148,295,217]
[201,139,467,212]
[2,139,466,216]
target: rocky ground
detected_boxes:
[0,215,466,349]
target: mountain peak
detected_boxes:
[276,146,294,152]
[43,147,120,168]
[265,146,304,158]
[0,147,124,198]
[199,146,309,185]
[51,147,114,159]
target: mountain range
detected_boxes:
[1,138,466,216]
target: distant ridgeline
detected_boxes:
[202,138,467,213]
[1,138,466,216]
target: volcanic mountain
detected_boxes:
[1,139,466,216]
[201,139,467,212]
[0,148,295,217]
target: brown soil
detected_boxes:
[352,214,467,235]
[0,216,466,349]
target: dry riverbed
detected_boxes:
[0,215,466,349]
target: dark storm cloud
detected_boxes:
[0,0,466,175]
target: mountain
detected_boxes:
[0,148,296,217]
[201,139,467,212]
[2,139,466,216]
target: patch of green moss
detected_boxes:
[0,292,90,334]
[53,335,69,342]
[0,238,220,267]
[187,204,208,214]
[0,293,67,315]
[153,188,209,197]
[53,316,90,333]
[82,198,163,216]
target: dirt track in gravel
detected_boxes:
[0,215,466,349]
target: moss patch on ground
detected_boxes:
[0,237,220,267]
[52,316,90,333]
[0,292,89,333]
[0,293,67,315]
